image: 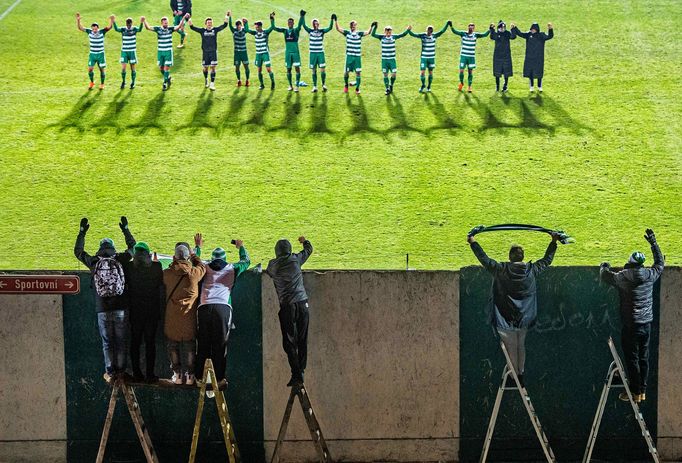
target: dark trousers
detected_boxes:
[195,304,232,381]
[621,322,651,394]
[278,300,310,381]
[130,315,158,378]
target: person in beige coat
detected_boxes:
[163,243,206,385]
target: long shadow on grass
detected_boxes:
[527,94,592,134]
[383,94,425,136]
[49,91,102,133]
[126,92,167,134]
[178,90,216,134]
[423,92,460,135]
[91,90,133,134]
[341,94,383,142]
[217,88,248,136]
[267,92,301,132]
[242,90,275,129]
[307,92,334,135]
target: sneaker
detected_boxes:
[103,372,113,384]
[294,86,299,93]
[322,85,328,92]
[529,85,534,92]
[177,43,184,49]
[120,82,126,89]
[99,84,105,90]
[259,84,265,90]
[245,80,250,87]
[171,372,183,385]
[538,86,543,92]
[426,87,431,92]
[162,82,168,91]
[419,86,425,93]
[88,82,95,90]
[502,85,508,93]
[355,88,361,95]
[130,82,135,89]
[467,86,472,93]
[287,86,293,91]
[385,88,390,95]
[457,82,464,92]
[205,80,210,88]
[638,393,646,402]
[312,86,318,93]
[237,80,242,87]
[209,82,216,91]
[343,86,349,94]
[185,372,196,385]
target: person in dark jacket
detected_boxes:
[265,236,313,387]
[123,242,165,383]
[489,20,516,92]
[600,229,664,403]
[170,0,192,47]
[74,216,136,383]
[511,22,553,92]
[468,232,560,386]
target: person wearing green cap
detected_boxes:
[123,242,165,382]
[600,229,664,403]
[74,216,136,383]
[193,234,251,390]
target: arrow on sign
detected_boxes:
[65,281,74,289]
[0,282,5,288]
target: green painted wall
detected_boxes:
[63,270,264,462]
[459,266,659,461]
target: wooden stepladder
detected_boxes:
[189,359,241,463]
[582,337,659,463]
[271,384,333,463]
[480,341,557,463]
[96,379,159,463]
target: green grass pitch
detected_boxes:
[0,0,679,270]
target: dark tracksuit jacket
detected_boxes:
[489,27,516,76]
[74,229,136,312]
[512,25,554,78]
[470,241,557,330]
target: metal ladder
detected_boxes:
[480,341,557,463]
[189,359,241,463]
[96,379,159,463]
[271,384,333,463]
[582,337,659,463]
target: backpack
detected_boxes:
[94,257,126,298]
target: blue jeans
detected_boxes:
[97,310,128,374]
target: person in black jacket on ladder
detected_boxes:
[600,229,664,403]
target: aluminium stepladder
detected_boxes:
[582,337,659,463]
[271,383,333,463]
[188,359,241,463]
[479,340,557,463]
[96,379,159,463]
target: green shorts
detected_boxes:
[309,52,326,69]
[284,50,301,68]
[157,50,174,67]
[173,15,184,28]
[420,57,436,70]
[88,52,106,68]
[234,50,249,65]
[120,51,138,64]
[381,58,397,73]
[254,52,271,67]
[459,55,476,70]
[345,55,361,72]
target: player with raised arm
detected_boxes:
[245,14,276,90]
[170,0,191,48]
[408,22,450,93]
[188,13,229,91]
[371,24,412,95]
[76,13,114,90]
[144,14,187,91]
[335,18,375,95]
[227,11,250,87]
[302,14,334,93]
[451,22,492,93]
[272,10,305,92]
[113,16,144,89]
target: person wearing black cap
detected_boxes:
[123,242,165,382]
[265,236,313,387]
[194,234,251,390]
[467,231,560,387]
[511,22,554,92]
[600,229,664,403]
[489,20,516,92]
[74,216,136,383]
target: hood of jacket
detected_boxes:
[169,258,194,275]
[275,239,292,258]
[96,242,116,258]
[530,23,540,33]
[504,261,532,280]
[209,259,228,271]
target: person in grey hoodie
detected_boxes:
[600,229,664,403]
[468,231,560,386]
[265,236,313,387]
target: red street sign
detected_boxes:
[0,275,80,295]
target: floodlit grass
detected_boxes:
[0,0,680,270]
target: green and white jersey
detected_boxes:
[343,30,364,57]
[114,24,142,52]
[229,18,248,52]
[308,29,326,53]
[84,28,107,53]
[451,28,489,58]
[379,36,396,58]
[420,34,437,58]
[153,26,175,52]
[176,0,184,11]
[254,30,270,53]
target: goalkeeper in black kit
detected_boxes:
[187,12,229,90]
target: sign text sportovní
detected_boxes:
[0,275,80,294]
